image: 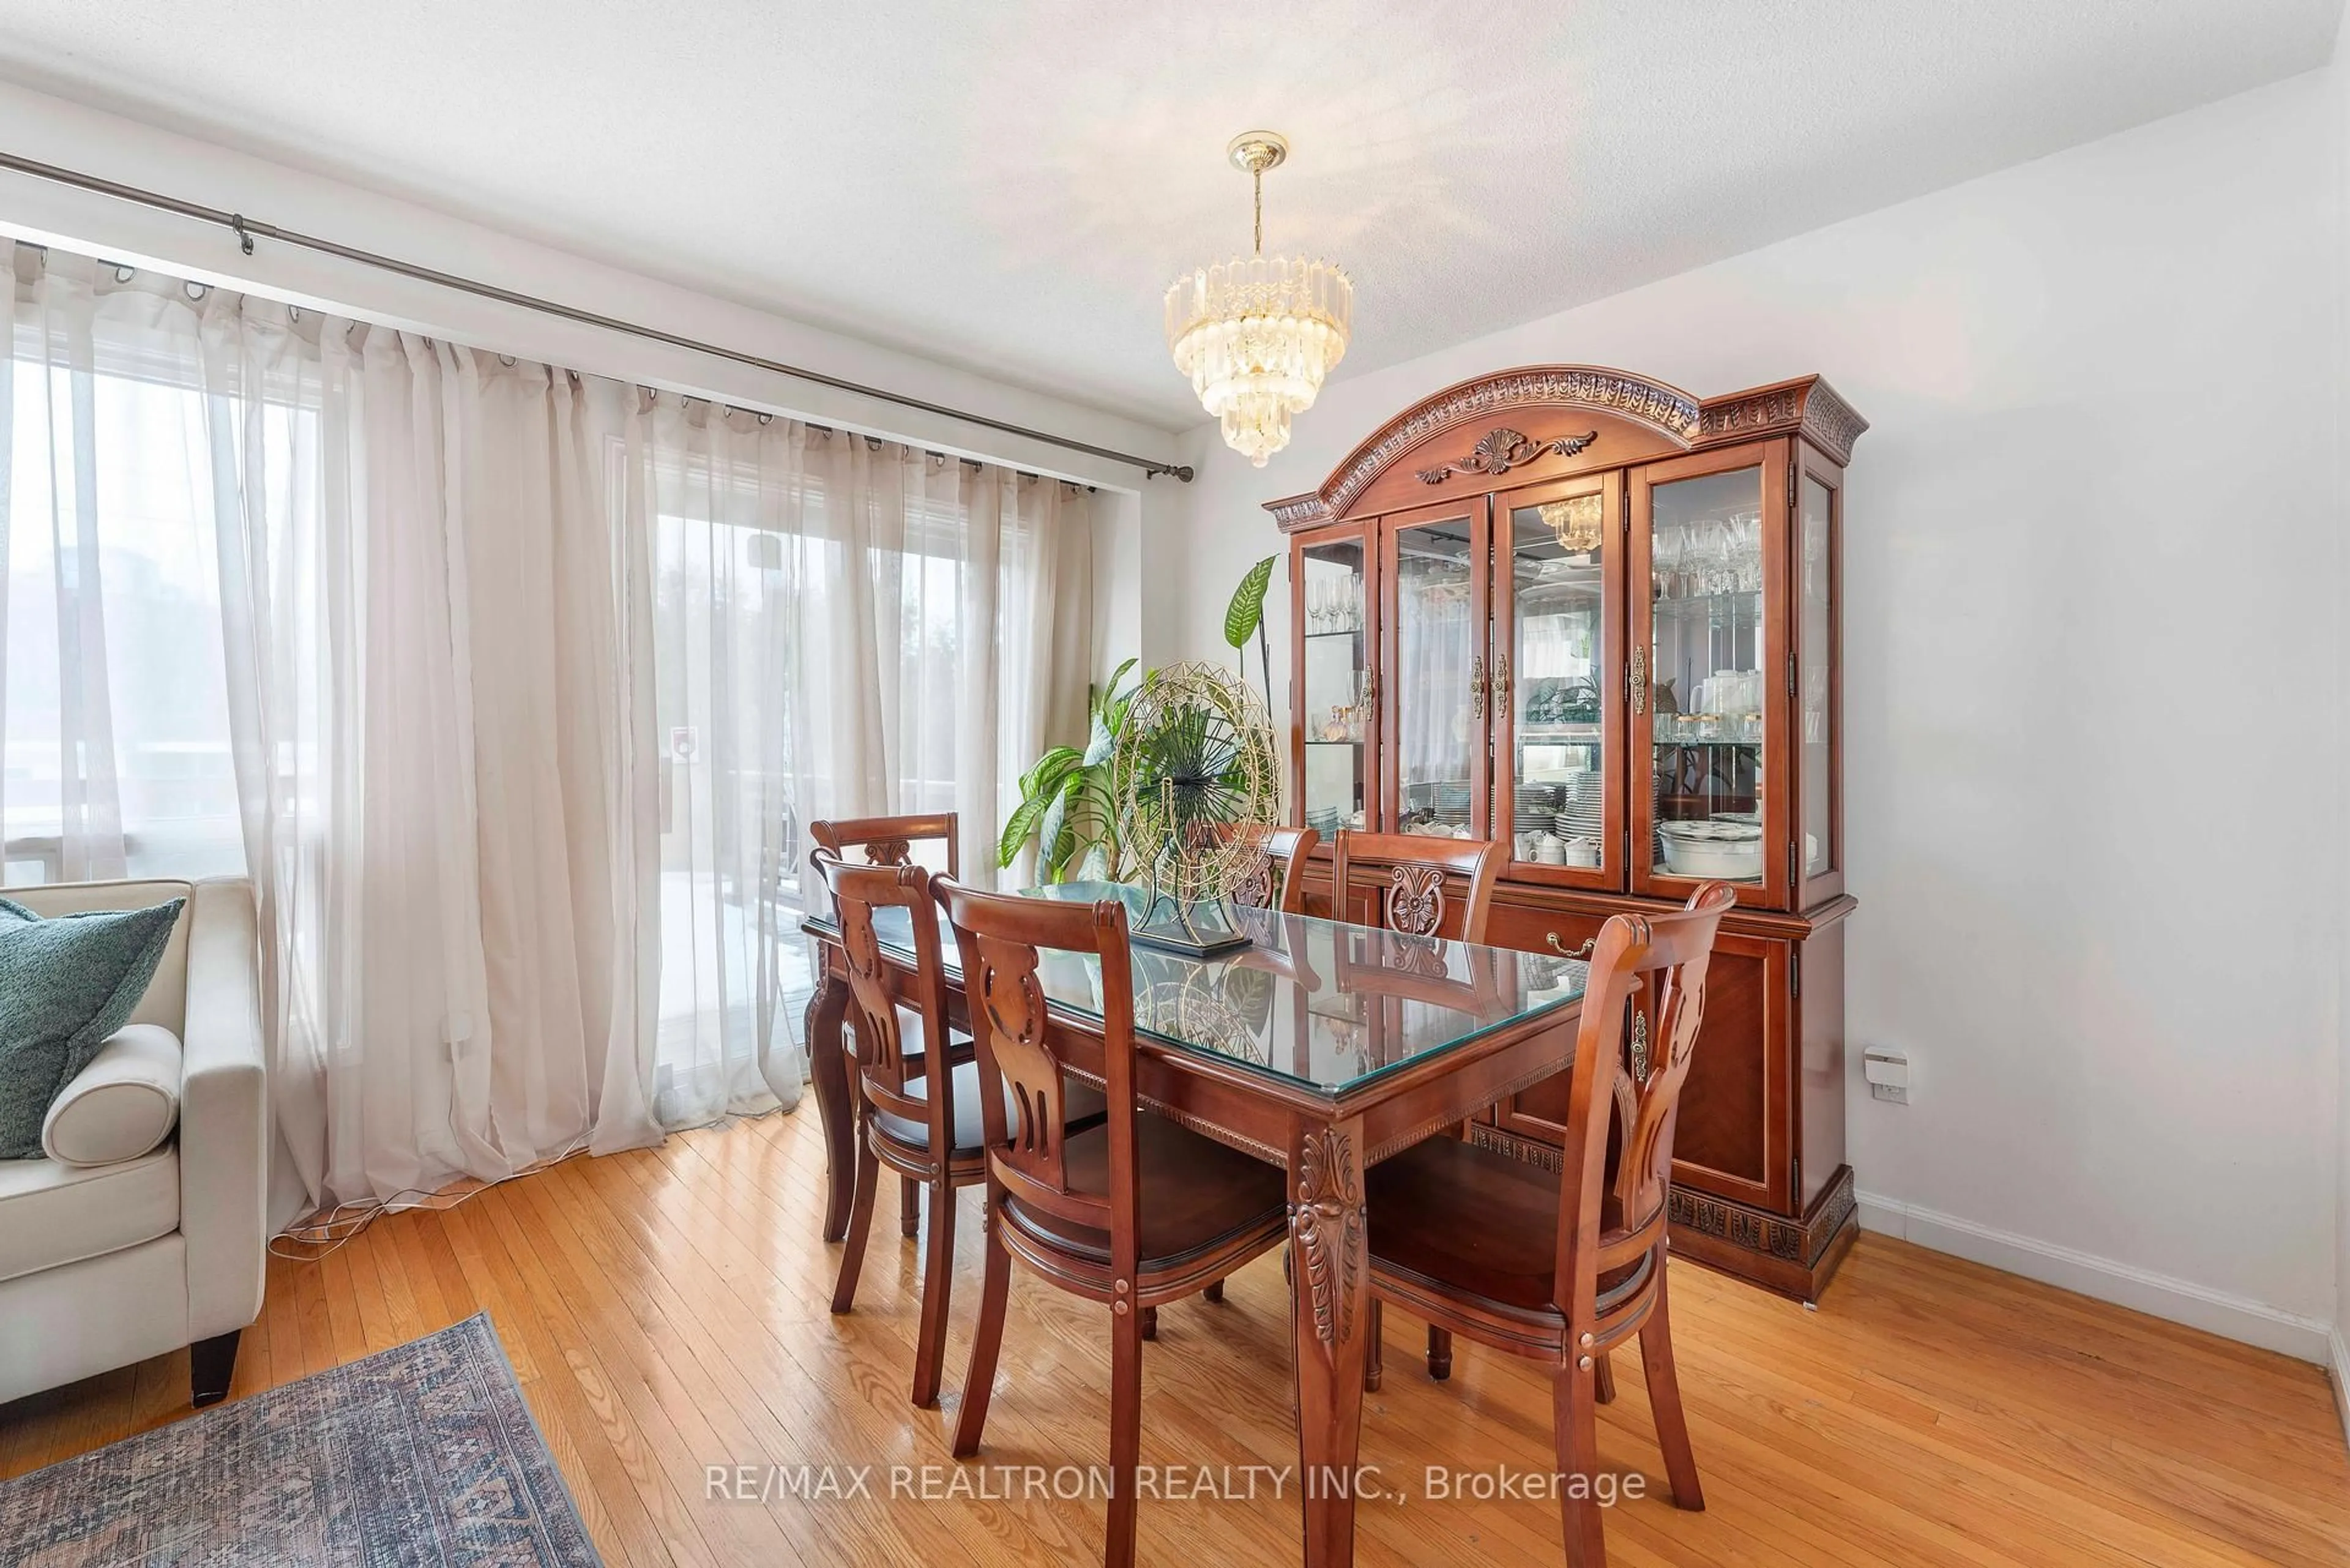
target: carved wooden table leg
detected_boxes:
[1289,1115,1369,1568]
[805,961,855,1242]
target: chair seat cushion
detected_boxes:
[1365,1135,1646,1316]
[42,1024,182,1167]
[1004,1112,1287,1272]
[873,1058,994,1151]
[890,1003,961,1062]
[873,1059,1106,1156]
[0,1145,179,1283]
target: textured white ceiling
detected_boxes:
[0,1,2335,427]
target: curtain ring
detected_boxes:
[111,263,136,283]
[499,353,516,367]
[288,305,302,321]
[184,280,209,301]
[756,412,772,425]
[229,214,255,256]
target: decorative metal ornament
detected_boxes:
[1110,661,1281,954]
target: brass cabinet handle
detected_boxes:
[1494,651,1511,702]
[1471,654,1486,719]
[1364,666,1376,708]
[1547,933,1595,958]
[1630,646,1647,715]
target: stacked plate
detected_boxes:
[1513,782,1561,823]
[1432,780,1472,830]
[1550,770,1604,843]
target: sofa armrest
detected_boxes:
[180,876,268,1342]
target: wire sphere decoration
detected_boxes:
[1111,661,1282,947]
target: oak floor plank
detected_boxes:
[4,1107,2344,1568]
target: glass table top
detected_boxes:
[805,880,1586,1098]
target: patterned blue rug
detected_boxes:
[0,1313,601,1567]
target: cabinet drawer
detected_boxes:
[1484,902,1607,963]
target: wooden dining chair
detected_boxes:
[808,813,959,1237]
[813,851,990,1407]
[1223,823,1319,913]
[809,810,959,874]
[934,878,1290,1568]
[1362,881,1737,1567]
[1329,828,1502,943]
[1330,829,1505,1378]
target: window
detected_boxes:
[4,340,246,884]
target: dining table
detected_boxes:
[800,879,1589,1568]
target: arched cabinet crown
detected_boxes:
[1265,364,1866,530]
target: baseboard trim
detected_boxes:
[2331,1326,2350,1453]
[1854,1189,2330,1364]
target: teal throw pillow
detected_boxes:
[0,895,186,1159]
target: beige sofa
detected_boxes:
[0,878,267,1408]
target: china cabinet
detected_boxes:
[1272,365,1865,1300]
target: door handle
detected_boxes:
[1471,654,1486,720]
[1630,646,1647,715]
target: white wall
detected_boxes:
[1174,70,2344,1360]
[2332,7,2350,1435]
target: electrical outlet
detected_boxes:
[1863,1047,1911,1105]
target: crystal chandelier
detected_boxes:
[1165,132,1352,468]
[1539,494,1605,554]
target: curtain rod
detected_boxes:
[0,149,1194,483]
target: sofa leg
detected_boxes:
[191,1329,242,1407]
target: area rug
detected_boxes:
[0,1313,601,1567]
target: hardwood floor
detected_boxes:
[6,1107,2346,1566]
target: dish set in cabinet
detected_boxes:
[1274,364,1865,1301]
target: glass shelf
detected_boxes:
[1302,537,1371,827]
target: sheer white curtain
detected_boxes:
[4,241,658,1213]
[614,395,1093,1129]
[207,296,664,1209]
[1,237,1095,1216]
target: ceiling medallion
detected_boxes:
[1164,131,1352,468]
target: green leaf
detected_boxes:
[1082,711,1117,767]
[1024,747,1083,799]
[1223,556,1277,650]
[1102,657,1140,709]
[998,793,1049,868]
[1038,778,1075,880]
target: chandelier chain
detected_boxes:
[1254,166,1264,255]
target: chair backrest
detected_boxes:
[813,851,953,1146]
[1550,882,1736,1319]
[1226,824,1318,913]
[808,812,960,877]
[1329,830,1502,944]
[934,877,1140,1275]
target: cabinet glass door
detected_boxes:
[1381,503,1488,840]
[1296,533,1372,839]
[1634,444,1787,903]
[1795,459,1841,902]
[1496,476,1620,886]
